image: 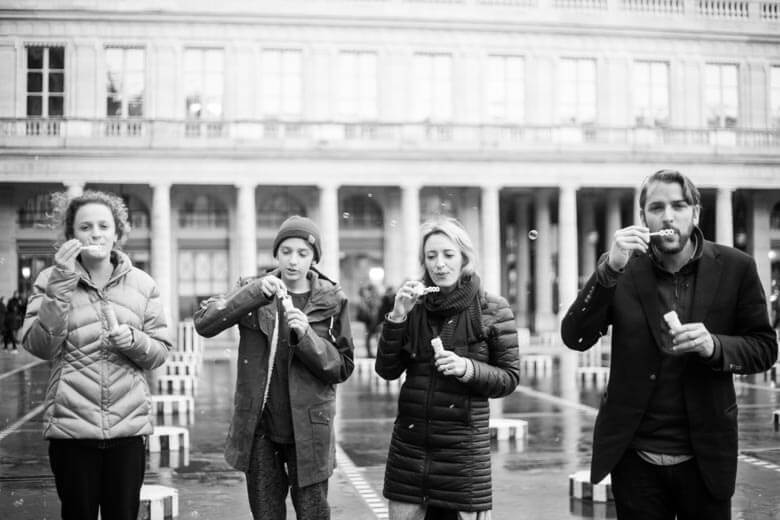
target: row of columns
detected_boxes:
[59,181,738,332]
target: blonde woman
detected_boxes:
[375,217,520,520]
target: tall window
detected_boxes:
[178,195,228,229]
[559,58,596,125]
[257,194,306,229]
[634,61,669,127]
[771,65,780,128]
[341,194,383,229]
[106,47,145,118]
[486,55,524,123]
[261,49,302,118]
[184,49,224,121]
[178,250,228,321]
[704,63,738,128]
[412,53,452,121]
[338,51,377,120]
[18,193,54,228]
[26,46,64,122]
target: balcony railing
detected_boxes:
[1,118,778,154]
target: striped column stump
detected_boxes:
[163,361,196,377]
[147,446,191,472]
[169,351,201,366]
[576,366,610,386]
[569,470,613,502]
[138,484,178,520]
[150,395,195,426]
[520,354,553,375]
[488,417,528,441]
[155,374,196,395]
[147,426,190,453]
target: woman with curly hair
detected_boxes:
[21,189,171,520]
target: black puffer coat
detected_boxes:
[375,291,519,512]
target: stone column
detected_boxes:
[64,181,84,199]
[401,184,421,280]
[514,196,530,328]
[558,184,579,316]
[481,185,501,295]
[236,182,257,277]
[580,195,596,282]
[383,189,403,288]
[534,190,554,332]
[749,191,773,316]
[606,190,622,246]
[318,184,340,280]
[715,187,734,247]
[151,182,173,324]
[633,188,642,225]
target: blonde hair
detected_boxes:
[418,217,478,278]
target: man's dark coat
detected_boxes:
[561,240,777,500]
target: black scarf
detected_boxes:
[410,273,483,358]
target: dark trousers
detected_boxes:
[611,449,730,520]
[246,434,330,520]
[48,436,146,520]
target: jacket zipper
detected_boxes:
[421,360,437,504]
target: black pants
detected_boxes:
[48,436,146,520]
[611,449,730,520]
[246,434,330,520]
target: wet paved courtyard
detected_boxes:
[2,338,780,519]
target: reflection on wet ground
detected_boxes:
[2,348,780,519]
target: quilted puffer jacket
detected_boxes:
[375,291,520,512]
[22,251,171,440]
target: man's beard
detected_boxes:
[654,225,693,255]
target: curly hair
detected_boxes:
[50,190,131,248]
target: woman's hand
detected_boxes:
[434,350,467,377]
[285,306,310,338]
[107,324,134,350]
[54,239,83,272]
[388,281,425,322]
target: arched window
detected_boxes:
[18,192,54,229]
[257,194,306,228]
[178,194,228,228]
[771,202,780,231]
[341,194,383,229]
[122,194,149,230]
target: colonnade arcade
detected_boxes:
[10,181,774,336]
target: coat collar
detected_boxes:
[257,268,343,325]
[75,250,133,291]
[630,230,720,347]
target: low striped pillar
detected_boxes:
[139,484,178,520]
[569,470,613,502]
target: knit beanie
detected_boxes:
[272,215,322,262]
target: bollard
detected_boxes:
[569,470,613,502]
[138,484,179,520]
[488,417,528,441]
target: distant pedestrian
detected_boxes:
[4,291,21,350]
[21,190,171,520]
[375,217,520,520]
[194,215,355,520]
[0,296,8,350]
[356,285,380,357]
